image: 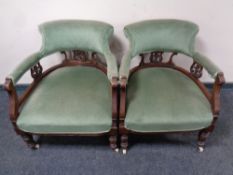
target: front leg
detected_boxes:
[109,135,118,152]
[197,117,217,152]
[197,129,210,152]
[121,134,128,154]
[109,77,119,152]
[21,133,40,150]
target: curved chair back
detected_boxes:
[124,19,198,57]
[120,19,221,79]
[38,20,118,80]
[8,20,118,83]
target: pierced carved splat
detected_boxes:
[61,50,106,68]
[31,62,43,79]
[73,50,88,61]
[190,61,203,78]
[91,52,98,64]
[149,51,163,63]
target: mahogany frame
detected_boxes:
[4,50,118,151]
[119,51,225,153]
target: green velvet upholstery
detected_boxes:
[39,20,113,56]
[125,68,213,132]
[120,19,222,79]
[193,52,222,78]
[7,52,42,84]
[124,19,198,57]
[16,67,112,134]
[7,20,118,84]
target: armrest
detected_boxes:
[104,51,118,81]
[193,52,223,78]
[6,52,42,85]
[4,52,42,122]
[4,79,19,122]
[119,52,132,81]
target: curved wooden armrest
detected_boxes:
[212,72,225,116]
[120,77,127,120]
[4,78,19,122]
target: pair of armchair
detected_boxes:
[4,19,224,154]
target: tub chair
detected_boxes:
[119,19,225,154]
[4,20,119,151]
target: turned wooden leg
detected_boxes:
[197,118,217,153]
[109,135,119,152]
[197,129,211,152]
[21,133,40,150]
[121,135,128,154]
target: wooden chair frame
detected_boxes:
[4,50,119,151]
[119,51,225,154]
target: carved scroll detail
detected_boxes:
[91,52,98,64]
[149,51,163,63]
[73,50,88,61]
[31,62,43,79]
[190,61,203,78]
[60,50,106,68]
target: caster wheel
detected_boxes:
[198,146,204,153]
[31,143,40,150]
[35,144,40,149]
[122,149,127,155]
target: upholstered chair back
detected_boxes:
[120,19,221,78]
[39,20,118,79]
[8,20,118,83]
[124,19,199,57]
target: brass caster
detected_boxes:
[122,149,127,155]
[31,143,40,150]
[35,144,40,149]
[198,146,204,153]
[114,148,119,153]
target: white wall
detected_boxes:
[0,0,233,83]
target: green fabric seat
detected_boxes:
[125,68,213,132]
[17,67,112,134]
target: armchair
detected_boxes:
[4,20,119,151]
[119,19,225,154]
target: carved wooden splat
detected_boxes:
[61,50,106,65]
[73,50,88,61]
[190,61,203,78]
[91,52,98,64]
[31,62,43,79]
[149,51,163,63]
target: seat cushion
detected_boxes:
[17,67,112,134]
[125,68,213,132]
